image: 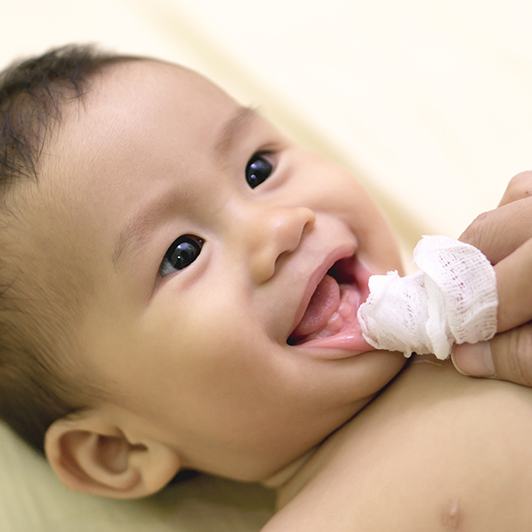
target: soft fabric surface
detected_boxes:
[357,236,498,358]
[1,1,531,530]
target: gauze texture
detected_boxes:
[356,235,498,359]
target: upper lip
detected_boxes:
[288,244,357,337]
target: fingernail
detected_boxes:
[451,342,495,377]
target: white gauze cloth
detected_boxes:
[356,235,498,359]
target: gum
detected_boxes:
[305,284,358,341]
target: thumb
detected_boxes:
[451,323,532,386]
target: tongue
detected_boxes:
[292,275,341,338]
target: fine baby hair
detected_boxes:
[0,44,145,455]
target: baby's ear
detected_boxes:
[44,409,181,499]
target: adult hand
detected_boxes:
[451,171,532,385]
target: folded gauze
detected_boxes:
[356,235,498,360]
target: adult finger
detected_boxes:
[498,170,532,207]
[459,198,532,332]
[494,237,532,332]
[451,322,532,387]
[459,195,532,265]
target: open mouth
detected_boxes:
[287,254,372,353]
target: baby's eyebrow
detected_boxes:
[213,104,261,162]
[112,192,176,273]
[112,105,261,274]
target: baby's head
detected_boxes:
[0,44,406,498]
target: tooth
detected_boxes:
[328,312,342,331]
[339,301,351,319]
[314,312,341,338]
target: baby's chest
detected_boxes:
[266,367,532,531]
[269,437,532,531]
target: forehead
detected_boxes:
[30,60,242,281]
[76,60,239,156]
[42,60,239,205]
[93,59,234,115]
[52,59,239,171]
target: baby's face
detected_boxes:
[37,60,405,481]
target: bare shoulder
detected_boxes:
[263,358,532,531]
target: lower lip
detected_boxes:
[291,258,374,358]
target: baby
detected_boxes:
[1,44,532,531]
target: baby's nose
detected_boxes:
[245,206,315,284]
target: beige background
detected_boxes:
[1,1,531,530]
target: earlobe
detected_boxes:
[44,410,181,499]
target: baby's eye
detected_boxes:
[159,234,205,277]
[245,152,274,189]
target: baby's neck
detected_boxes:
[267,354,443,511]
[261,449,315,494]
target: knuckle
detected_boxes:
[504,171,532,202]
[507,323,532,385]
[459,210,491,247]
